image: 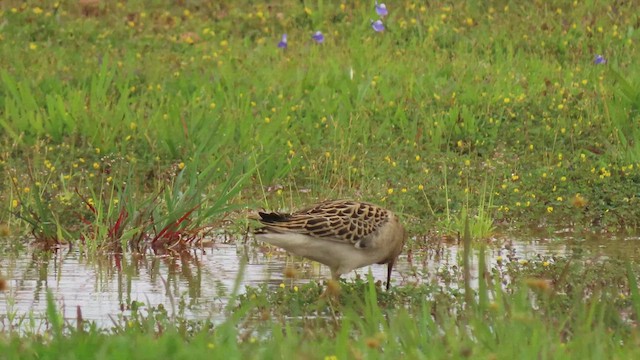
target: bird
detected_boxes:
[254,200,406,290]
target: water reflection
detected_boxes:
[1,233,639,328]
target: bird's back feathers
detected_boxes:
[256,200,390,248]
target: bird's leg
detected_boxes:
[386,259,395,290]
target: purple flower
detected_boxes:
[312,31,324,44]
[593,54,606,65]
[371,19,385,32]
[375,1,388,17]
[278,34,287,48]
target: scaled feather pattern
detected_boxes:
[254,200,406,289]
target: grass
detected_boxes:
[0,0,639,242]
[0,0,640,358]
[2,242,640,359]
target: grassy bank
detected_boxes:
[0,1,638,248]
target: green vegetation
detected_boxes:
[1,0,639,244]
[1,0,640,358]
[3,243,640,359]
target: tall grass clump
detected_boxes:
[7,149,254,254]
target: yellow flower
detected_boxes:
[93,162,100,170]
[387,188,394,195]
[418,184,424,191]
[12,199,19,208]
[547,206,554,213]
[178,162,185,170]
[29,43,37,50]
[542,261,550,267]
[571,194,588,208]
[279,283,285,289]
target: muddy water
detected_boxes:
[1,233,639,329]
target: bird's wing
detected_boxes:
[256,200,389,247]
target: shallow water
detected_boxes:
[1,232,639,329]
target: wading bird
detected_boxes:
[254,200,406,290]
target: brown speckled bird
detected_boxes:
[254,200,406,289]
